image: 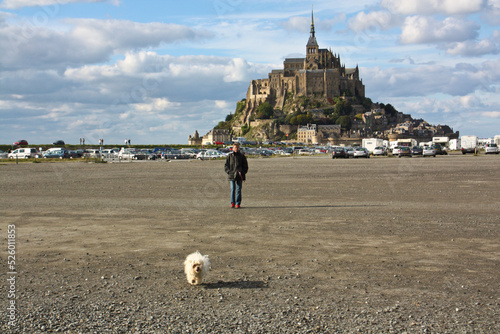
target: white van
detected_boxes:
[8,148,41,159]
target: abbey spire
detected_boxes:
[306,6,318,54]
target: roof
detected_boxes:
[284,58,305,63]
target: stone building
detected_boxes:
[201,128,231,146]
[188,130,202,145]
[297,123,318,143]
[189,128,232,146]
[297,123,342,144]
[244,9,365,123]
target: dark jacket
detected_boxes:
[224,151,248,181]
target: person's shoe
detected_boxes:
[231,203,235,208]
[235,204,240,209]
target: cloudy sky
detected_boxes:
[1,0,499,145]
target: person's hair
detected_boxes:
[233,143,240,148]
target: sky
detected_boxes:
[0,0,499,145]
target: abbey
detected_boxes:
[244,10,365,122]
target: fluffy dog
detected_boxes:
[184,251,210,285]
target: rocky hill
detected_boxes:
[214,93,458,144]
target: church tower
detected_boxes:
[306,8,319,60]
[306,8,320,70]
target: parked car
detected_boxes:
[53,140,65,145]
[13,139,28,146]
[8,148,40,159]
[398,146,412,157]
[133,149,151,160]
[101,149,119,158]
[118,148,136,160]
[84,149,102,158]
[43,150,69,159]
[411,146,423,156]
[180,148,199,158]
[422,146,436,157]
[299,149,315,155]
[196,149,226,160]
[372,146,387,156]
[345,147,355,158]
[432,143,447,155]
[392,147,402,155]
[279,148,293,156]
[485,143,499,154]
[353,147,370,158]
[331,147,347,159]
[68,150,84,159]
[162,149,190,160]
[0,150,8,159]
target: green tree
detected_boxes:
[235,99,246,115]
[241,124,251,135]
[336,115,352,130]
[335,99,353,116]
[296,113,313,125]
[256,102,274,119]
[361,97,373,110]
[215,121,230,130]
[384,103,398,117]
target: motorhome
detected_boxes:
[432,137,449,148]
[389,138,417,148]
[449,139,460,151]
[362,138,384,153]
[460,135,478,154]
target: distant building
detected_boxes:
[243,9,365,123]
[201,128,231,145]
[297,123,317,143]
[188,130,202,145]
[297,123,341,144]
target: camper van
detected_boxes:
[362,138,384,153]
[460,135,478,154]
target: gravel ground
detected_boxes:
[0,154,499,333]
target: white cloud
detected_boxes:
[481,111,500,118]
[215,100,229,108]
[0,18,213,70]
[134,98,180,113]
[363,58,500,99]
[400,16,479,44]
[281,16,310,33]
[381,0,485,15]
[483,0,500,25]
[347,10,400,33]
[445,38,499,57]
[0,51,269,144]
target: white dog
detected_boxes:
[184,251,210,285]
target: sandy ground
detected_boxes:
[0,154,499,333]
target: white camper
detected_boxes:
[362,138,384,153]
[393,138,417,147]
[449,139,460,151]
[494,135,500,146]
[460,135,478,154]
[433,137,449,147]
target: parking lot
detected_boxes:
[1,154,499,332]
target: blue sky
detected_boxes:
[1,0,499,145]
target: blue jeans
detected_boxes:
[230,179,242,205]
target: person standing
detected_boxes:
[224,143,248,208]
